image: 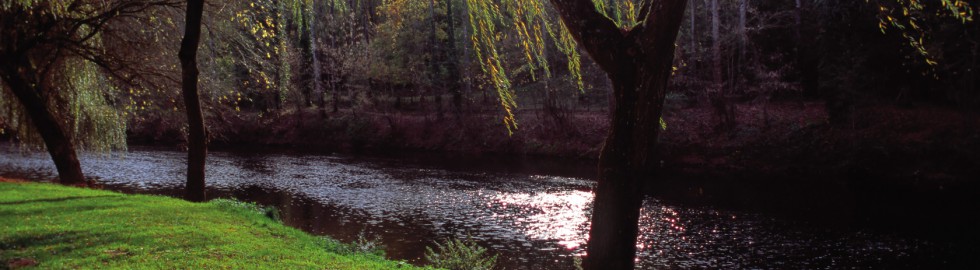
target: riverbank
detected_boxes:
[126,100,980,238]
[0,180,431,269]
[128,100,980,184]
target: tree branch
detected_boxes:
[634,0,687,64]
[547,0,629,74]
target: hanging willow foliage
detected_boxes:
[872,0,975,66]
[465,0,649,133]
[0,58,128,153]
[63,58,129,153]
[0,0,179,153]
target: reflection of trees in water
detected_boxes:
[234,156,275,175]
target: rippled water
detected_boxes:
[0,146,970,269]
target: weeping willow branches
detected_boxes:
[13,60,130,153]
[872,0,975,66]
[466,0,648,132]
[1,0,181,152]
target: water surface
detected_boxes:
[0,146,970,269]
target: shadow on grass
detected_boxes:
[0,195,119,206]
[0,231,92,251]
[1,228,211,267]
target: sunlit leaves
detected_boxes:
[0,0,71,17]
[872,0,975,67]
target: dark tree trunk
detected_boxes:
[711,0,722,87]
[179,0,207,202]
[427,0,445,119]
[328,0,339,115]
[333,86,340,113]
[460,0,473,110]
[796,0,819,98]
[0,61,86,185]
[738,0,747,56]
[320,74,328,118]
[548,0,687,269]
[689,0,697,59]
[445,0,463,115]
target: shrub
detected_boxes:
[323,231,386,257]
[424,237,497,270]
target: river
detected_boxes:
[0,146,972,269]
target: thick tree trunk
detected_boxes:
[1,62,86,185]
[588,71,646,270]
[548,0,687,269]
[179,0,207,202]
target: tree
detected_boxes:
[179,0,207,202]
[464,0,686,267]
[546,0,688,268]
[709,0,735,131]
[0,0,178,185]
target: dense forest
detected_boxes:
[2,0,979,269]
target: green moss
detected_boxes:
[0,182,431,269]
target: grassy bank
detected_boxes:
[0,181,430,269]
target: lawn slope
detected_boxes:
[0,181,429,269]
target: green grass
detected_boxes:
[0,182,431,269]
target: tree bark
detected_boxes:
[738,0,747,56]
[689,0,697,59]
[309,2,322,109]
[0,61,86,185]
[445,0,463,115]
[549,0,687,269]
[796,0,819,98]
[427,0,444,119]
[179,0,207,202]
[709,0,735,131]
[711,0,721,87]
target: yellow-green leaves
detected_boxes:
[872,0,975,67]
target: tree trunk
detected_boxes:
[710,0,734,131]
[689,0,697,59]
[711,0,721,88]
[460,0,473,110]
[445,0,463,116]
[738,0,747,56]
[796,0,819,98]
[309,2,322,109]
[548,0,687,268]
[427,0,444,119]
[0,62,86,185]
[179,0,207,202]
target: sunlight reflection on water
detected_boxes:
[493,190,592,252]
